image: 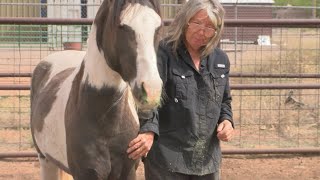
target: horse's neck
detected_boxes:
[97,85,139,135]
[81,24,127,92]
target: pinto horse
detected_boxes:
[30,0,162,179]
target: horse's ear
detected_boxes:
[150,0,161,17]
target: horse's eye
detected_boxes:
[118,25,131,31]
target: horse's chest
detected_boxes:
[64,92,140,178]
[65,86,138,145]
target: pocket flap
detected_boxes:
[210,71,227,79]
[172,69,193,78]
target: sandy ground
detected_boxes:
[0,154,319,180]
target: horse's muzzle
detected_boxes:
[132,81,162,110]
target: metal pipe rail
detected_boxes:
[1,148,319,159]
[1,18,320,28]
[2,84,320,91]
[222,148,320,155]
[0,73,32,77]
[230,73,320,79]
[1,73,319,79]
[231,84,320,90]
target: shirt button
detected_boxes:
[174,98,179,103]
[181,75,185,79]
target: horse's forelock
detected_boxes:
[148,0,161,17]
[95,0,161,51]
[132,0,161,16]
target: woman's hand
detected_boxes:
[127,132,155,160]
[217,120,234,142]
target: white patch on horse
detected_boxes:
[43,50,85,87]
[121,4,162,101]
[34,58,84,169]
[127,87,139,125]
[82,25,127,91]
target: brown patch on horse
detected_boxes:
[31,61,51,102]
[65,75,139,179]
[31,65,75,132]
[31,61,52,156]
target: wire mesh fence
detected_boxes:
[0,2,319,153]
[222,26,320,149]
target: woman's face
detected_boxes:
[185,10,216,52]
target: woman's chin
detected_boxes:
[193,41,206,49]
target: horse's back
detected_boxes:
[31,50,85,169]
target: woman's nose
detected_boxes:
[198,28,205,36]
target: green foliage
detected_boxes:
[274,0,314,6]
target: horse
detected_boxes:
[30,0,162,179]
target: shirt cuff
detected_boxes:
[140,122,159,138]
[218,116,234,128]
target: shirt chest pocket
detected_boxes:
[172,69,194,102]
[211,70,228,102]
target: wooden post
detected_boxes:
[312,0,317,18]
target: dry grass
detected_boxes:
[0,28,319,151]
[222,28,320,148]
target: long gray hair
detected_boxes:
[166,0,225,57]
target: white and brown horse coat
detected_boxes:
[31,0,162,179]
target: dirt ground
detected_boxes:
[0,154,319,180]
[0,47,319,180]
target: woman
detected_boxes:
[127,0,234,179]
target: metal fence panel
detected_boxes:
[0,3,319,152]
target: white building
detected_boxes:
[46,0,102,48]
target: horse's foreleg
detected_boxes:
[59,170,74,180]
[39,155,73,180]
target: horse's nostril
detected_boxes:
[141,82,148,103]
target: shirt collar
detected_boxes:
[177,41,209,74]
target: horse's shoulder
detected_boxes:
[44,50,86,66]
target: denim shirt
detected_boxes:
[140,40,233,176]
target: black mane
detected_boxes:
[94,0,161,52]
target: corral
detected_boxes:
[0,1,319,180]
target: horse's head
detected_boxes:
[95,0,162,110]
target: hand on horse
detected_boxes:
[127,131,155,160]
[217,120,234,142]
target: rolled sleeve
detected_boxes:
[218,71,234,128]
[138,109,160,138]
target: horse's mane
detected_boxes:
[94,0,161,52]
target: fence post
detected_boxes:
[178,0,187,3]
[312,0,317,18]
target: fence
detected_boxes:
[0,3,319,155]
